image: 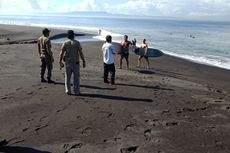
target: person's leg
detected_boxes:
[119,55,123,69]
[104,63,109,83]
[46,57,54,83]
[110,63,116,85]
[137,56,143,67]
[145,56,150,69]
[40,58,46,82]
[65,64,72,94]
[125,55,129,69]
[73,64,80,95]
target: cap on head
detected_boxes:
[67,30,75,39]
[42,28,50,35]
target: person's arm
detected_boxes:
[79,45,86,68]
[59,44,65,69]
[37,40,41,57]
[111,45,116,54]
[144,44,148,55]
[47,40,53,57]
[120,41,124,47]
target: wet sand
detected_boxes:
[0,24,230,153]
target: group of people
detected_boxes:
[102,35,150,85]
[37,28,150,95]
[38,28,86,96]
[0,30,151,149]
[119,35,150,69]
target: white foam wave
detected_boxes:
[0,20,124,42]
[0,20,100,34]
[2,19,229,70]
[163,50,230,70]
[93,29,123,42]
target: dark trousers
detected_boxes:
[40,57,53,79]
[104,63,115,84]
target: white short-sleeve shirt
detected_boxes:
[102,42,116,64]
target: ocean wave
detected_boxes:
[93,29,123,42]
[162,50,230,70]
[1,18,230,70]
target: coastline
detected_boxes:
[1,24,230,153]
[0,24,92,45]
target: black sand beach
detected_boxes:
[1,24,230,153]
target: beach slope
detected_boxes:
[1,25,230,153]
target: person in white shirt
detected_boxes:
[102,35,117,85]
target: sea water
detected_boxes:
[1,14,230,70]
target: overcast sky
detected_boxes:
[0,0,230,20]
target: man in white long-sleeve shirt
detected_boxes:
[102,35,117,85]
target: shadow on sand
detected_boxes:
[117,83,174,91]
[54,82,116,91]
[80,93,153,103]
[138,70,155,75]
[81,85,116,90]
[0,146,51,153]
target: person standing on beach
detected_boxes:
[120,35,132,69]
[102,35,117,85]
[137,39,150,69]
[38,28,55,83]
[98,29,102,35]
[59,30,86,95]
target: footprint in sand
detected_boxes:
[16,87,23,91]
[220,105,230,111]
[63,143,83,153]
[163,121,179,127]
[182,106,207,112]
[27,118,34,122]
[22,128,29,132]
[145,119,160,126]
[144,129,152,140]
[213,100,223,103]
[161,110,170,115]
[81,127,92,136]
[34,124,48,132]
[1,96,8,100]
[56,106,67,113]
[107,113,113,118]
[202,126,217,133]
[114,137,122,142]
[120,146,139,153]
[39,115,48,122]
[144,129,162,144]
[104,137,122,143]
[124,124,136,131]
[145,119,179,127]
[26,91,34,95]
[98,111,114,118]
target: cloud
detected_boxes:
[0,0,34,14]
[0,0,230,20]
[104,0,168,16]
